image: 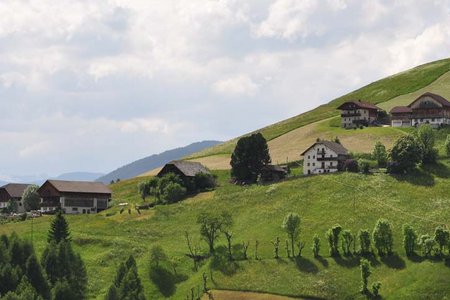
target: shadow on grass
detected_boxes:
[380,253,406,269]
[210,246,240,276]
[149,265,188,297]
[422,162,450,179]
[406,253,425,263]
[391,168,435,186]
[332,254,359,268]
[315,256,329,268]
[294,256,319,274]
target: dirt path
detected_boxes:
[202,290,300,300]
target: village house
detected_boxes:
[38,180,111,214]
[301,140,349,175]
[390,92,450,128]
[0,183,31,213]
[157,160,210,179]
[337,100,382,129]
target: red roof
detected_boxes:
[337,100,380,110]
[390,106,412,114]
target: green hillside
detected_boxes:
[185,58,450,165]
[2,154,450,299]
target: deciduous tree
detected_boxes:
[282,213,300,257]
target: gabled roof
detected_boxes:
[261,165,287,173]
[390,106,412,114]
[0,183,32,198]
[40,180,111,194]
[301,140,349,156]
[161,160,210,177]
[337,100,380,110]
[408,92,450,108]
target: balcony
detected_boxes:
[317,156,338,161]
[341,112,361,117]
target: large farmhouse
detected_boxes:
[0,183,31,213]
[157,160,210,179]
[390,92,450,128]
[301,141,349,175]
[38,180,111,214]
[337,100,382,129]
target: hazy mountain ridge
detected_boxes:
[97,140,222,183]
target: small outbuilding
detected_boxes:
[0,183,32,213]
[157,160,210,179]
[38,180,111,214]
[260,165,288,182]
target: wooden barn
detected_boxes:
[0,183,31,213]
[337,100,382,128]
[38,180,111,214]
[260,165,288,182]
[157,160,210,179]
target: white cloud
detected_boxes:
[213,74,259,96]
[1,0,450,177]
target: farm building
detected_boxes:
[301,140,349,175]
[0,183,31,213]
[260,165,288,182]
[38,180,111,214]
[390,92,450,128]
[337,100,382,129]
[157,160,210,179]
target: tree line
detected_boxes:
[0,211,87,300]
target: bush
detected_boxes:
[358,159,370,174]
[389,134,423,173]
[372,219,393,256]
[162,183,187,204]
[194,173,216,191]
[343,159,359,173]
[445,134,450,156]
[386,161,403,174]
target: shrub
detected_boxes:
[312,234,320,258]
[358,159,370,174]
[341,229,354,256]
[360,258,371,294]
[194,173,216,191]
[389,134,423,173]
[343,159,359,173]
[417,124,438,163]
[326,224,342,256]
[402,224,417,256]
[372,142,387,167]
[372,219,393,256]
[445,134,450,156]
[162,183,186,204]
[358,229,371,255]
[386,161,403,174]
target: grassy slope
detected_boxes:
[3,155,450,299]
[185,58,450,160]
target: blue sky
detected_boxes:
[1,0,450,180]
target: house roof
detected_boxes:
[41,180,112,195]
[161,160,210,177]
[337,100,380,110]
[390,106,412,114]
[408,92,450,108]
[261,165,287,173]
[0,183,32,198]
[301,140,349,156]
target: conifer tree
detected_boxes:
[47,211,71,244]
[25,254,50,299]
[51,280,77,300]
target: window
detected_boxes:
[308,155,310,159]
[313,156,315,159]
[307,163,310,166]
[72,207,78,211]
[312,163,315,166]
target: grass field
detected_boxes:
[2,157,450,299]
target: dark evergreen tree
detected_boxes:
[0,264,21,295]
[105,285,119,300]
[14,277,43,300]
[51,280,77,300]
[118,265,146,300]
[41,242,59,285]
[25,254,50,299]
[47,211,71,244]
[230,133,271,183]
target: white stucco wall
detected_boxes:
[303,144,339,175]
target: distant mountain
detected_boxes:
[53,172,105,181]
[97,140,222,184]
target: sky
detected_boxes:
[1,0,450,180]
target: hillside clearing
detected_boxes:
[202,290,299,300]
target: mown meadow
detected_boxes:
[2,157,450,299]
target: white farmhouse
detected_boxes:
[301,140,349,175]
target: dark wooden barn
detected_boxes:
[38,180,111,214]
[157,160,210,179]
[0,183,31,213]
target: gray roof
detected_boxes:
[301,140,349,156]
[0,183,32,198]
[166,160,210,177]
[43,180,112,194]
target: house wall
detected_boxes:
[303,145,340,175]
[341,108,377,128]
[61,195,110,214]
